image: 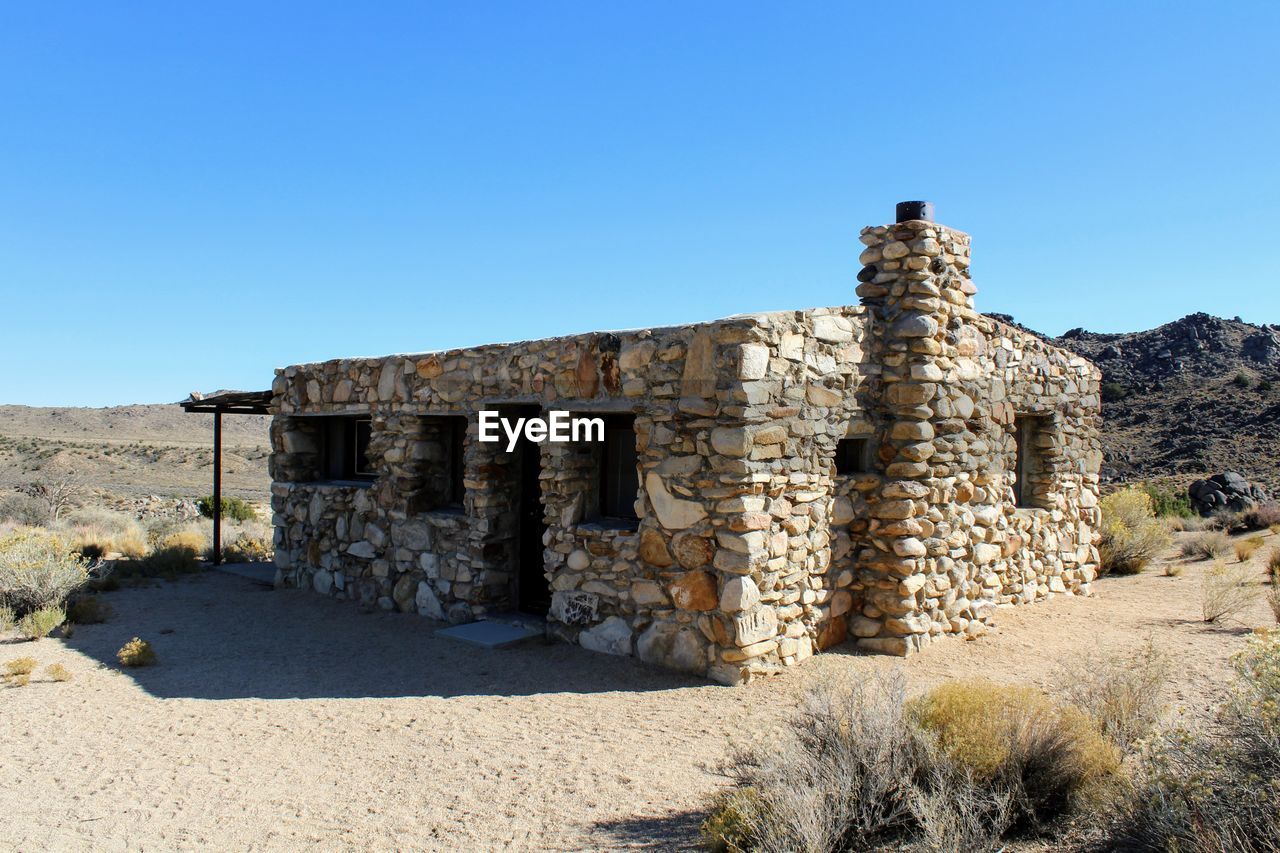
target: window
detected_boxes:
[322,416,374,481]
[445,417,466,507]
[597,415,639,521]
[1013,415,1050,508]
[834,437,874,475]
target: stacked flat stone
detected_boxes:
[266,209,1103,683]
[853,218,1102,654]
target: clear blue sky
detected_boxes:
[2,2,1277,407]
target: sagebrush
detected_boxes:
[1098,489,1171,576]
[0,528,90,614]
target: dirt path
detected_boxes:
[1,533,1274,851]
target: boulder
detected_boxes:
[579,616,633,656]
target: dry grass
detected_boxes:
[1055,639,1171,753]
[1267,548,1280,583]
[3,656,38,687]
[1201,561,1259,623]
[1266,587,1280,624]
[66,595,110,625]
[1100,630,1280,851]
[1162,563,1185,578]
[17,606,65,640]
[45,662,72,682]
[116,637,156,667]
[1234,536,1265,563]
[1180,531,1231,562]
[910,680,1122,830]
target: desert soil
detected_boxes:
[1,532,1275,852]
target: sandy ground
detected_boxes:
[1,533,1275,852]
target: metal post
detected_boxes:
[213,410,222,566]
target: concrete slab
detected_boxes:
[434,620,542,649]
[214,562,276,584]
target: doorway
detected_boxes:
[514,418,550,614]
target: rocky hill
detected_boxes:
[1044,313,1280,494]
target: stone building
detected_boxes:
[269,203,1103,685]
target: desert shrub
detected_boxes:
[17,606,65,639]
[0,493,48,526]
[223,524,273,563]
[1098,489,1171,576]
[129,545,202,578]
[196,495,256,523]
[116,637,156,667]
[701,675,1012,853]
[1235,536,1265,563]
[2,657,37,687]
[1101,382,1128,403]
[65,595,110,625]
[1140,482,1194,519]
[910,680,1121,830]
[1205,509,1244,532]
[62,507,149,559]
[1098,631,1280,851]
[45,662,72,682]
[1201,561,1258,623]
[3,656,37,677]
[0,604,14,632]
[1242,502,1280,531]
[1055,640,1171,754]
[121,530,205,578]
[1267,587,1280,625]
[0,529,89,614]
[1232,371,1253,389]
[1162,562,1185,577]
[1179,530,1231,561]
[160,528,209,557]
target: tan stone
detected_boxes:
[668,570,718,611]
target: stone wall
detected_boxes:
[847,217,1102,654]
[268,211,1102,683]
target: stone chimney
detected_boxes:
[851,203,983,655]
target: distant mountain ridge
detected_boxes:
[1041,312,1280,493]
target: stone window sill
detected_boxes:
[421,506,466,524]
[281,478,374,489]
[570,519,640,537]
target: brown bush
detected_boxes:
[1201,562,1259,623]
[701,674,1012,852]
[116,637,156,667]
[66,595,110,625]
[1242,502,1280,531]
[1180,531,1231,561]
[1055,639,1170,753]
[1235,536,1265,563]
[45,662,72,682]
[910,680,1122,830]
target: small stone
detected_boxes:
[719,576,761,612]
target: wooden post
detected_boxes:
[213,410,222,566]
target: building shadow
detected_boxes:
[60,571,712,701]
[591,808,707,849]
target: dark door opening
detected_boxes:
[515,428,550,615]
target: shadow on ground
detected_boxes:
[62,569,710,701]
[592,808,707,849]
